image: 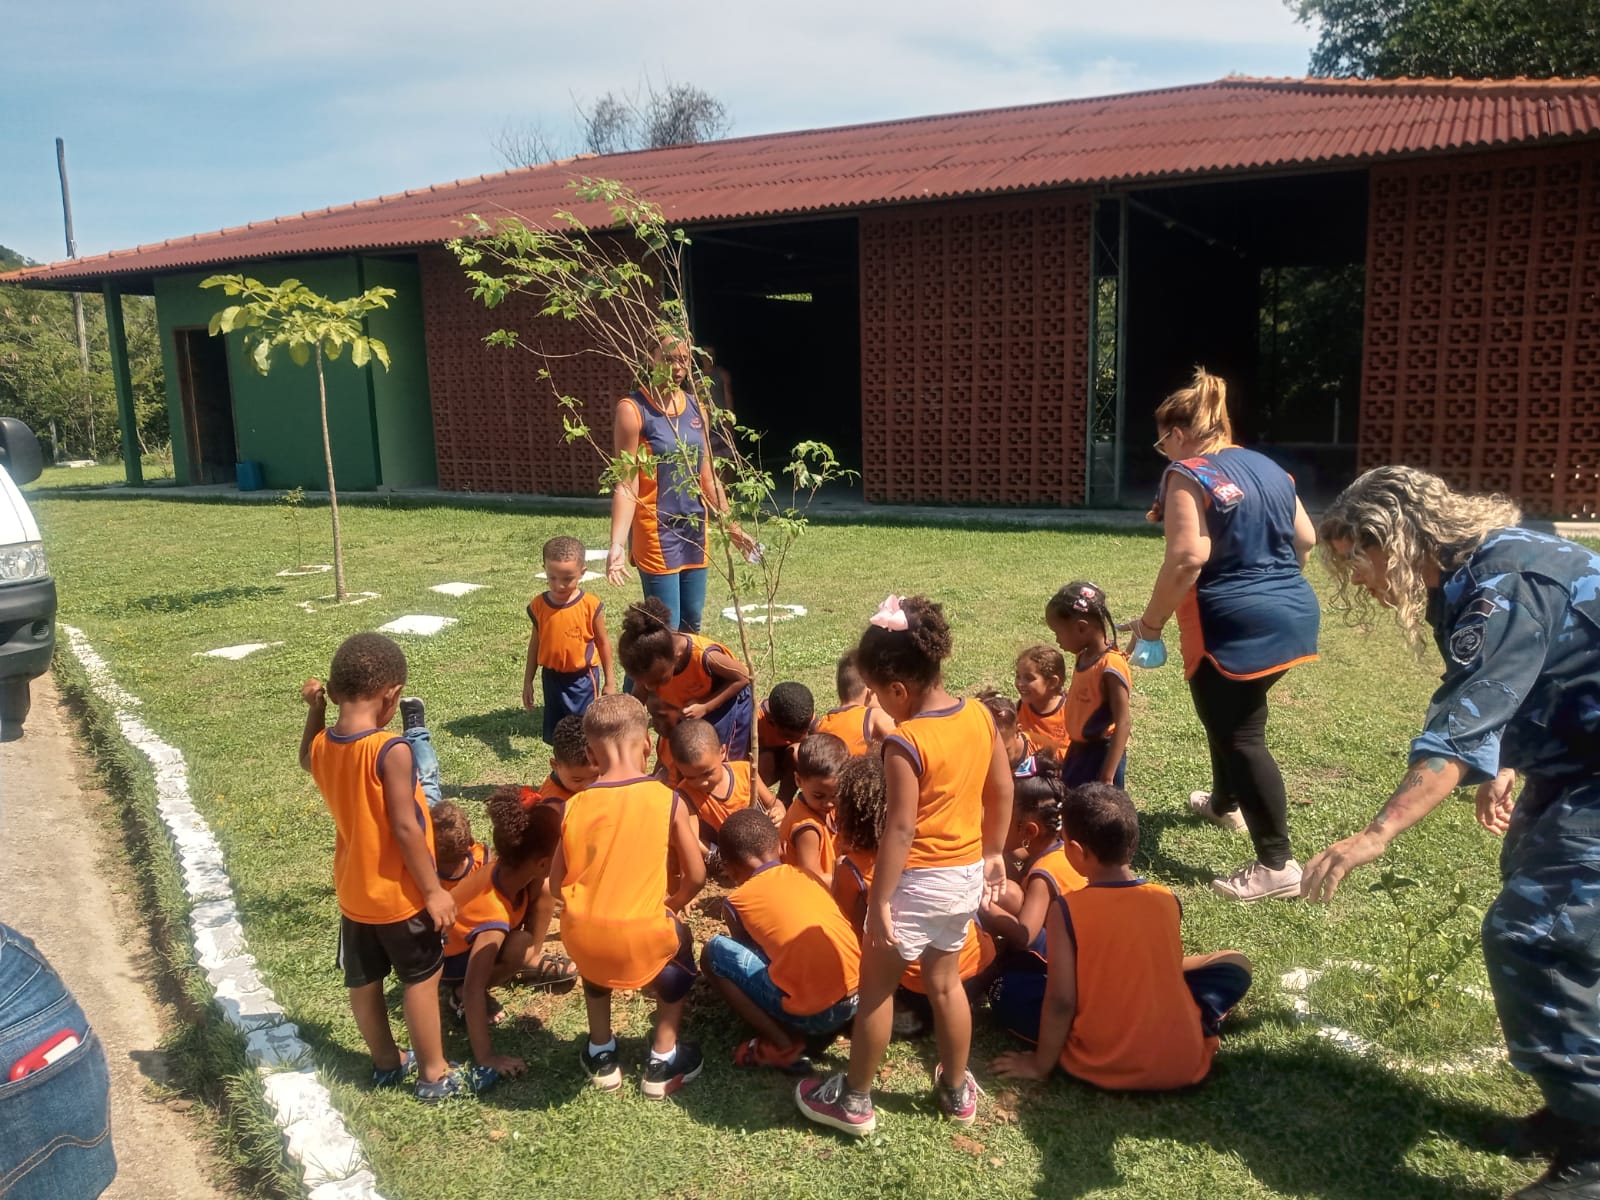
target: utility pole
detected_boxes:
[56,137,95,458]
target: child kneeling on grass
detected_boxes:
[992,783,1252,1091]
[780,732,850,889]
[702,809,862,1074]
[551,694,707,1097]
[671,717,784,861]
[301,633,478,1103]
[441,794,569,1085]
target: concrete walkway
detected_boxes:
[0,675,229,1200]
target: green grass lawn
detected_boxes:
[35,493,1550,1199]
[25,454,177,491]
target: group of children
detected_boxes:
[297,534,1252,1130]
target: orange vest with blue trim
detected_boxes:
[780,797,836,875]
[558,777,681,989]
[680,759,753,834]
[657,634,729,710]
[444,865,531,957]
[623,390,710,575]
[528,590,604,673]
[1017,696,1071,754]
[439,841,488,893]
[1064,648,1130,744]
[309,728,436,924]
[815,703,876,755]
[883,699,995,870]
[726,862,860,1014]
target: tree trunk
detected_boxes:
[317,354,347,601]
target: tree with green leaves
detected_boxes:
[201,276,394,600]
[1289,0,1600,78]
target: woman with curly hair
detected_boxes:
[1303,465,1600,1200]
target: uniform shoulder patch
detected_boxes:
[1449,621,1486,666]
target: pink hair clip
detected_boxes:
[870,594,909,631]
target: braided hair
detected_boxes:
[1013,770,1066,840]
[618,597,678,677]
[1046,581,1117,649]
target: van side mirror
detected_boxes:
[0,418,44,485]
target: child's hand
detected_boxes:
[602,681,618,696]
[992,1050,1050,1081]
[423,887,457,933]
[521,680,536,711]
[866,900,897,951]
[484,1053,525,1077]
[763,801,784,827]
[680,702,708,720]
[301,678,326,708]
[982,853,1008,906]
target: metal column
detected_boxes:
[101,283,143,487]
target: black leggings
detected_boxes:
[1188,661,1291,869]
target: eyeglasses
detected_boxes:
[1152,429,1174,453]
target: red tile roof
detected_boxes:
[11,75,1600,289]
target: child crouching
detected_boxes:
[702,809,862,1074]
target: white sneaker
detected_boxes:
[1210,859,1303,902]
[1189,791,1246,833]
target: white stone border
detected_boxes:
[719,603,807,624]
[1279,961,1505,1076]
[62,624,385,1200]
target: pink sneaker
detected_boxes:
[795,1073,876,1136]
[1210,859,1303,902]
[1189,791,1246,833]
[934,1064,979,1126]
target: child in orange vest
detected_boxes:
[301,633,474,1103]
[1045,582,1132,787]
[756,680,816,803]
[992,784,1252,1091]
[523,536,615,743]
[442,794,566,1083]
[795,595,1012,1136]
[670,717,783,853]
[619,597,753,758]
[814,652,896,754]
[702,809,862,1075]
[780,733,848,889]
[551,694,706,1097]
[1015,643,1071,755]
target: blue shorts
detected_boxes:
[542,667,598,744]
[704,934,858,1036]
[707,686,754,761]
[1060,741,1126,789]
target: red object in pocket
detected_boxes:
[8,1029,81,1080]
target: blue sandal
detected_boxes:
[371,1049,416,1089]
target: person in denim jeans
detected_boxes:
[0,922,116,1199]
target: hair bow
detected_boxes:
[519,785,542,809]
[870,595,909,631]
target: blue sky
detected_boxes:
[1,1,1315,266]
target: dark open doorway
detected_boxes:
[173,327,237,484]
[1102,170,1368,507]
[686,217,861,487]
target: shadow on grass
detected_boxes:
[1130,809,1220,886]
[443,708,536,762]
[438,783,505,804]
[104,584,286,615]
[1003,1038,1515,1200]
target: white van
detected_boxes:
[0,419,55,741]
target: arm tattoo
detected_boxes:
[1394,756,1451,797]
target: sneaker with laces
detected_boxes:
[642,1041,703,1098]
[1513,1151,1600,1198]
[1210,859,1303,902]
[795,1072,876,1136]
[400,697,426,734]
[934,1064,979,1126]
[1189,791,1247,832]
[580,1041,623,1092]
[733,1037,812,1074]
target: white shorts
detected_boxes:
[889,861,983,962]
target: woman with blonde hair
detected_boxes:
[1303,465,1600,1199]
[1129,368,1320,901]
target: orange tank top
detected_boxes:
[1026,841,1089,899]
[527,590,604,673]
[309,728,436,924]
[558,778,681,989]
[655,734,680,785]
[439,841,488,893]
[883,699,995,870]
[681,760,753,834]
[814,703,875,755]
[444,865,530,957]
[1065,648,1130,744]
[780,798,837,876]
[657,635,729,710]
[726,863,861,1014]
[1057,881,1217,1090]
[1017,695,1071,754]
[756,702,814,750]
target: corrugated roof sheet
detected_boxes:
[10,75,1600,288]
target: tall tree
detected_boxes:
[493,78,730,169]
[1290,0,1600,78]
[202,276,394,601]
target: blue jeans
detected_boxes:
[404,726,442,808]
[639,567,708,633]
[704,935,858,1035]
[0,923,116,1199]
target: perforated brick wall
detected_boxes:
[418,246,630,495]
[859,194,1093,505]
[1362,144,1600,518]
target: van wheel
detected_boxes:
[0,678,30,742]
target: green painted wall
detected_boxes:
[155,258,383,489]
[361,256,436,488]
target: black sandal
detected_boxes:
[514,952,579,991]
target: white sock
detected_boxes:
[649,1044,675,1064]
[588,1038,616,1056]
